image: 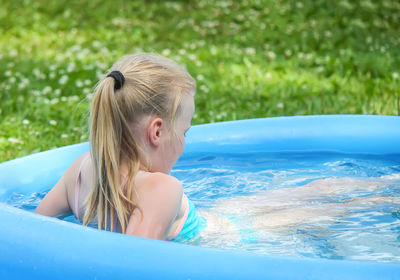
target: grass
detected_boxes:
[0,0,399,161]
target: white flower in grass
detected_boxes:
[31,90,40,96]
[285,50,292,57]
[75,80,83,87]
[161,49,171,56]
[210,46,218,56]
[392,72,399,79]
[96,70,104,80]
[236,14,245,21]
[8,137,23,144]
[77,52,85,61]
[325,30,332,38]
[56,53,64,61]
[83,64,94,70]
[199,85,209,93]
[96,62,107,70]
[84,79,91,85]
[197,74,204,81]
[188,54,197,61]
[92,41,101,48]
[22,119,30,125]
[67,62,76,73]
[49,120,57,126]
[245,47,256,55]
[277,102,284,109]
[42,86,52,95]
[61,134,68,139]
[71,45,81,52]
[267,51,276,60]
[83,88,92,94]
[100,47,109,54]
[265,72,272,80]
[68,95,79,102]
[189,43,196,50]
[5,70,12,77]
[59,75,68,85]
[33,68,41,78]
[9,49,18,57]
[9,77,16,83]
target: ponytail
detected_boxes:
[84,76,139,233]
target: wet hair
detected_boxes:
[83,53,196,233]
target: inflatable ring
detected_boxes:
[1,115,400,279]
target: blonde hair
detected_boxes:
[83,53,196,233]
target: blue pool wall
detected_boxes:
[0,115,399,279]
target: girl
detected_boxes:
[35,53,205,241]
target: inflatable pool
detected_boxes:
[1,115,400,279]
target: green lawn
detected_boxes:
[1,0,399,161]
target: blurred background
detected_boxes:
[0,0,399,161]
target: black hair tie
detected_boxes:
[107,70,125,90]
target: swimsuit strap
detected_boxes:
[74,154,90,220]
[169,193,189,240]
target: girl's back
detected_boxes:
[63,152,189,239]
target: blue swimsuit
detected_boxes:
[171,196,207,242]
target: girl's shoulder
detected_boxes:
[134,171,183,204]
[63,152,91,185]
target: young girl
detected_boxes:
[35,53,205,241]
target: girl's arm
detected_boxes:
[125,173,183,240]
[34,175,71,217]
[34,153,87,217]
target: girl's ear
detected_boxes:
[148,117,163,147]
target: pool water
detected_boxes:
[172,152,400,263]
[6,152,400,263]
